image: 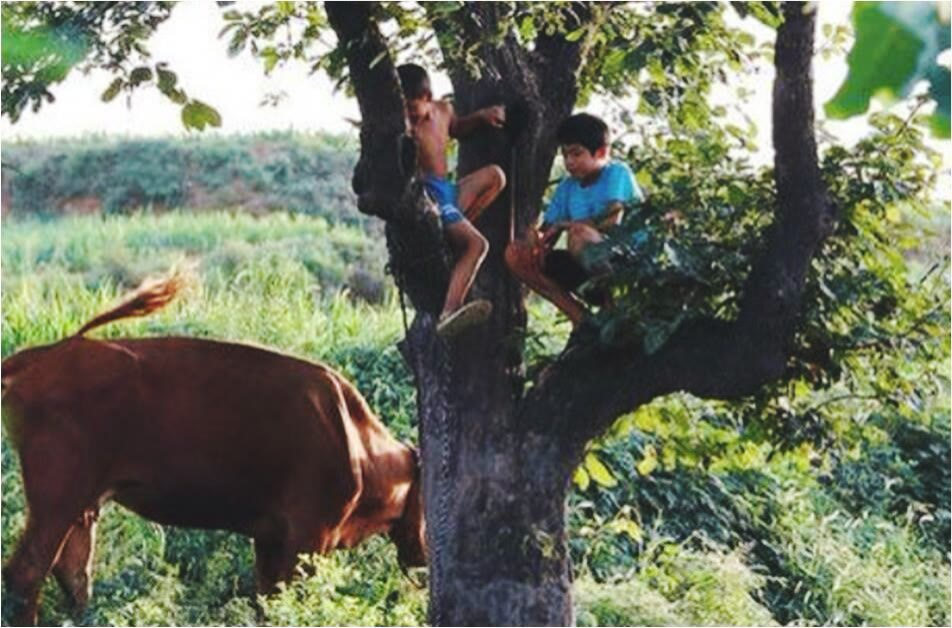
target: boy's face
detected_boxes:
[561,143,608,180]
[405,97,432,128]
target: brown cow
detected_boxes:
[1,275,426,625]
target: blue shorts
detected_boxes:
[423,175,465,226]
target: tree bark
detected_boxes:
[412,5,591,624]
[327,2,831,625]
[326,2,583,623]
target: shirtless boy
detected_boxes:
[397,63,507,337]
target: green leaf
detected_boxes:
[601,48,627,76]
[885,204,901,223]
[727,181,748,205]
[731,1,783,29]
[181,99,222,131]
[825,2,946,123]
[157,67,187,104]
[156,66,176,91]
[518,15,536,42]
[608,518,643,541]
[635,169,653,191]
[636,445,659,476]
[128,66,153,86]
[101,77,123,102]
[585,452,618,488]
[572,466,590,491]
[261,46,279,73]
[227,29,248,57]
[565,27,586,42]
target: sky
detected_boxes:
[0,0,948,197]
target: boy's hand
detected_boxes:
[540,223,564,247]
[526,226,540,247]
[526,228,547,270]
[481,105,506,128]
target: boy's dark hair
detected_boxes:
[556,113,610,154]
[396,63,432,100]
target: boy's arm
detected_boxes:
[537,221,566,247]
[449,105,505,138]
[539,182,571,246]
[589,163,638,230]
[561,202,622,232]
[594,201,625,230]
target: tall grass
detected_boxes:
[2,211,949,626]
[2,211,393,355]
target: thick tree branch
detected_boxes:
[524,3,836,450]
[326,1,449,313]
[325,2,413,222]
[425,3,590,229]
[532,3,596,108]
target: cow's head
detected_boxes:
[389,445,426,568]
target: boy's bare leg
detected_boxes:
[505,240,587,325]
[567,223,604,266]
[443,220,489,317]
[458,165,506,222]
[567,223,614,307]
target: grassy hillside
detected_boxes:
[1,133,361,222]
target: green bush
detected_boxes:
[260,540,426,627]
[2,132,362,223]
[574,540,776,627]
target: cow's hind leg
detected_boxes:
[3,513,77,625]
[52,510,97,616]
[4,428,97,625]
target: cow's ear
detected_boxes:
[398,135,417,179]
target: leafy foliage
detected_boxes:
[0,2,220,130]
[578,99,947,415]
[826,1,951,137]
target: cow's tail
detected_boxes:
[72,269,188,338]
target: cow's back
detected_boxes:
[6,336,365,535]
[117,337,365,533]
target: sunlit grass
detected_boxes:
[2,210,948,626]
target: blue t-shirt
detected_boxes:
[542,161,642,225]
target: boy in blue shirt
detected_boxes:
[505,113,642,325]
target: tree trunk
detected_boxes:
[405,6,589,623]
[327,2,827,624]
[404,320,578,623]
[323,3,577,621]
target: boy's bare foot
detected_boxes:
[437,299,493,337]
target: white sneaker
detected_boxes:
[437,300,493,337]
